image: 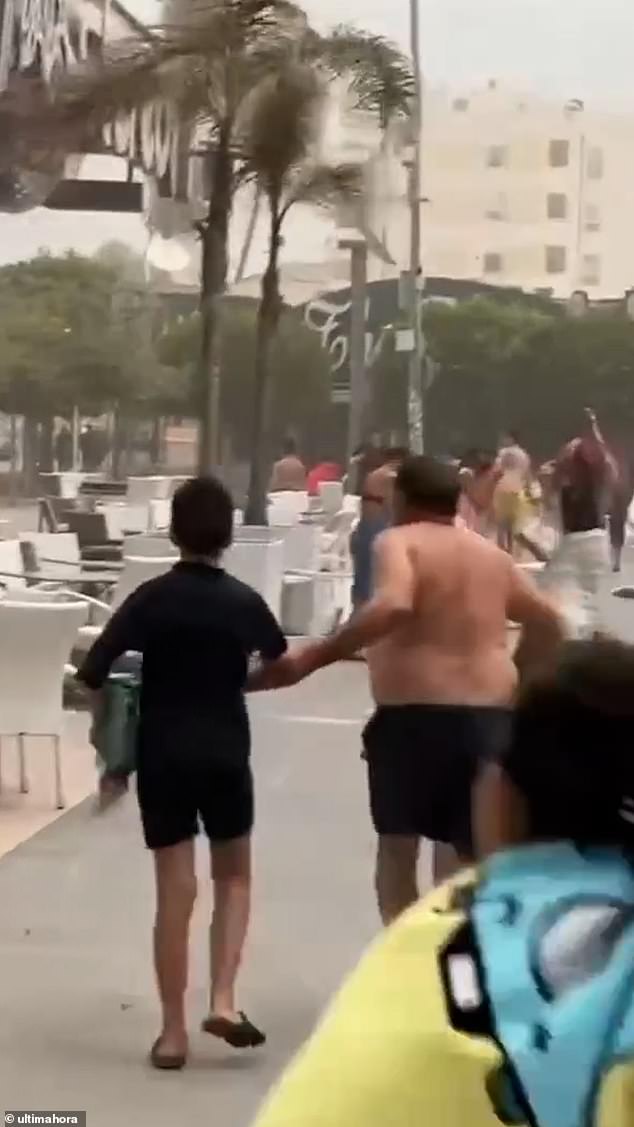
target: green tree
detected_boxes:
[419,298,634,459]
[0,251,165,482]
[158,298,331,455]
[21,0,414,491]
[240,63,360,521]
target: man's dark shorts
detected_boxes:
[363,704,511,858]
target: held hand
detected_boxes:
[248,647,320,692]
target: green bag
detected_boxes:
[91,673,140,780]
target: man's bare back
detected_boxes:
[368,523,519,708]
[254,454,564,912]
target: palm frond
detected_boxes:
[238,63,324,198]
[280,160,362,216]
[321,25,414,129]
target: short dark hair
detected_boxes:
[395,455,460,517]
[170,476,234,557]
[504,639,634,850]
[283,436,298,456]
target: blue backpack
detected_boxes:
[469,843,634,1127]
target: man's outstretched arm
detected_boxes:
[252,531,415,689]
[508,564,565,682]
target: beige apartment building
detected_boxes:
[419,83,634,300]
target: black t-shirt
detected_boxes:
[79,562,287,759]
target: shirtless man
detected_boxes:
[258,456,564,924]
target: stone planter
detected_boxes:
[225,527,286,617]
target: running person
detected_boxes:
[545,408,617,631]
[78,477,287,1069]
[493,431,531,553]
[256,456,563,922]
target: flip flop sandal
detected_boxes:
[201,1012,266,1048]
[149,1038,187,1071]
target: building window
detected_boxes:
[486,145,508,169]
[585,203,601,232]
[587,147,604,179]
[580,254,601,286]
[485,192,508,221]
[453,97,469,112]
[549,139,570,167]
[483,252,503,274]
[545,245,567,274]
[547,192,568,220]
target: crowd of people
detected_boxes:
[76,426,634,1123]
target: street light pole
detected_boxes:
[407,0,424,453]
[338,229,368,463]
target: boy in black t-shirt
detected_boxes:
[79,477,287,1069]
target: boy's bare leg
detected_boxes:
[153,839,196,1058]
[209,835,251,1020]
[375,835,420,926]
[432,842,461,884]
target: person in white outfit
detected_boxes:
[544,409,617,635]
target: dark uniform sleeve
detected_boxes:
[247,592,287,662]
[78,589,147,690]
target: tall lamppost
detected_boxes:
[406,0,424,453]
[337,228,368,462]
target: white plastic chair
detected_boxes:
[123,535,177,558]
[342,494,362,517]
[319,480,344,515]
[0,600,88,808]
[77,555,176,646]
[100,502,150,539]
[19,532,81,579]
[268,490,308,527]
[127,476,171,504]
[225,531,285,617]
[0,539,26,591]
[149,498,172,532]
[320,510,358,572]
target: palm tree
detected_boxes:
[13,2,413,480]
[239,63,361,523]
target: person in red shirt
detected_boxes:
[306,459,343,496]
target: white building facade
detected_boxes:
[420,83,634,300]
[327,81,634,303]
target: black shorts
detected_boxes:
[137,756,254,851]
[363,704,511,857]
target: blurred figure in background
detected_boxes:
[543,408,617,632]
[608,445,634,573]
[54,421,73,472]
[269,437,307,493]
[458,450,500,536]
[306,457,342,497]
[350,448,408,612]
[494,431,532,553]
[80,422,107,473]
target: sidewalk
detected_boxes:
[0,713,94,859]
[0,667,383,1127]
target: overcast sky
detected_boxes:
[2,0,634,265]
